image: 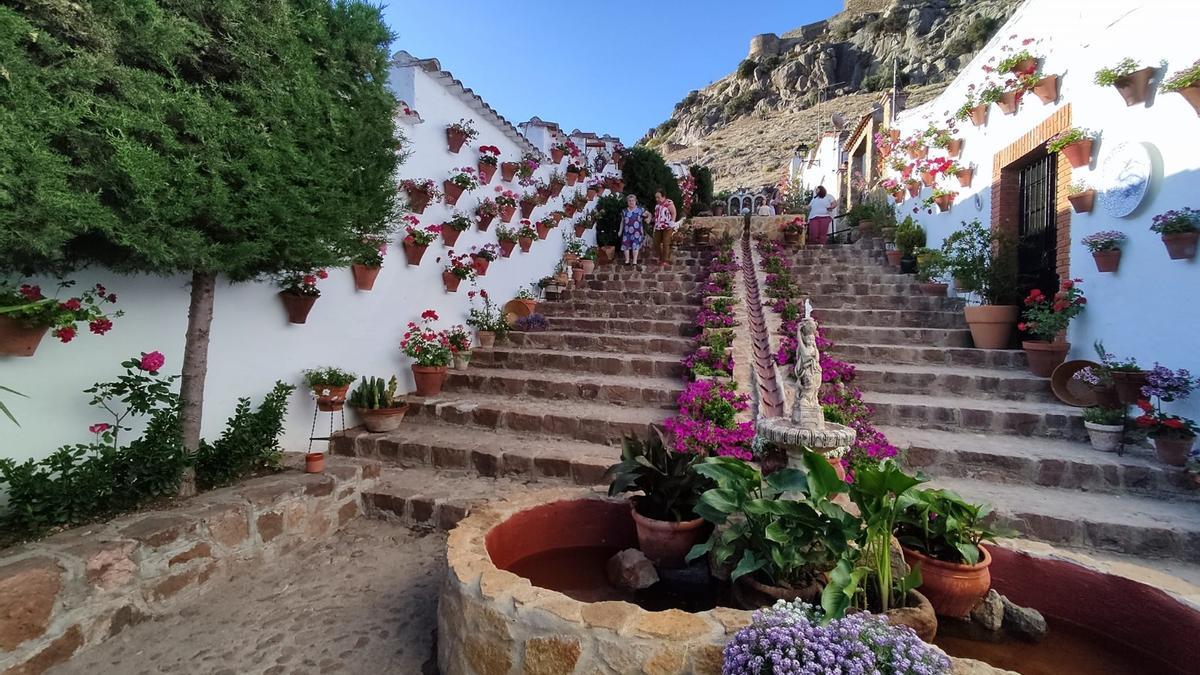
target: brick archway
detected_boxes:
[990,104,1074,281]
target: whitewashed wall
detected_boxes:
[890,0,1200,422]
[2,55,616,463]
[791,134,844,203]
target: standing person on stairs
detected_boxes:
[620,193,646,265]
[807,185,834,246]
[653,188,678,268]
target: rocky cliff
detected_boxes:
[646,0,1021,190]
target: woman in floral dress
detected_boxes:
[620,193,646,265]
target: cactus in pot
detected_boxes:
[349,376,409,433]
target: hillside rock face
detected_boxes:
[647,0,1021,190]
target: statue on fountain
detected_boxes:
[791,316,825,430]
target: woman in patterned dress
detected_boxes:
[653,189,678,267]
[620,193,646,265]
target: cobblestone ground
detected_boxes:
[52,519,445,675]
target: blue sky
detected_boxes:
[382,0,842,144]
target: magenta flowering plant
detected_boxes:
[83,351,179,449]
[446,167,480,192]
[695,307,736,330]
[276,269,328,297]
[401,311,452,367]
[1150,207,1200,235]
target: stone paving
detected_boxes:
[50,518,446,675]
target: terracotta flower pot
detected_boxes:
[580,259,595,274]
[442,227,463,247]
[499,239,516,258]
[565,171,579,186]
[918,282,948,296]
[550,182,564,198]
[477,163,495,185]
[587,188,597,200]
[0,316,49,357]
[563,253,579,267]
[571,267,585,284]
[908,146,928,160]
[536,223,550,240]
[1091,384,1121,409]
[1154,436,1194,466]
[403,239,427,266]
[1114,67,1156,106]
[920,171,935,187]
[946,138,963,157]
[1174,84,1200,117]
[500,162,518,181]
[629,501,711,569]
[964,305,1018,349]
[574,224,587,237]
[550,148,564,163]
[1022,340,1070,378]
[453,353,471,371]
[356,404,410,433]
[1033,74,1059,104]
[305,452,325,474]
[1085,422,1125,453]
[1162,232,1198,260]
[885,250,902,268]
[442,272,463,293]
[1009,58,1037,76]
[1093,249,1121,273]
[1060,139,1093,169]
[892,191,905,204]
[411,365,448,397]
[472,256,490,276]
[969,104,988,127]
[564,204,576,217]
[1111,370,1149,405]
[514,299,537,315]
[599,245,616,264]
[351,264,381,291]
[279,291,316,324]
[934,194,954,212]
[907,184,921,198]
[1068,190,1095,214]
[889,129,901,143]
[477,213,494,231]
[476,331,496,349]
[903,546,991,619]
[446,128,468,153]
[956,169,973,187]
[443,180,465,206]
[536,187,550,204]
[733,573,824,611]
[518,236,533,253]
[313,384,350,412]
[500,205,516,223]
[408,188,430,214]
[997,89,1022,115]
[613,181,625,193]
[519,199,537,219]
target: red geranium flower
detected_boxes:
[421,309,439,321]
[54,326,76,343]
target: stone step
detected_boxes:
[560,288,702,305]
[816,294,964,312]
[502,330,691,355]
[823,324,973,348]
[541,316,693,337]
[927,476,1200,562]
[581,278,704,292]
[405,391,667,445]
[789,272,922,285]
[805,282,920,297]
[831,342,1028,368]
[588,269,707,281]
[813,307,965,329]
[887,426,1200,503]
[855,363,1055,402]
[864,391,1085,440]
[540,300,694,321]
[333,422,615,488]
[446,368,683,408]
[472,346,683,378]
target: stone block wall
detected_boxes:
[690,215,800,241]
[844,0,891,16]
[0,455,381,674]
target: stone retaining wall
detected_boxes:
[690,216,797,241]
[0,455,381,674]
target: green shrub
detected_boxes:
[947,16,1000,57]
[195,382,293,490]
[725,90,761,116]
[861,73,888,92]
[894,217,927,256]
[690,165,715,210]
[737,59,757,79]
[620,147,682,215]
[593,194,624,247]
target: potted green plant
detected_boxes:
[999,49,1039,76]
[466,289,506,348]
[513,287,538,315]
[894,218,926,274]
[1151,207,1199,260]
[399,178,440,214]
[605,431,714,569]
[687,452,856,609]
[516,220,537,252]
[1047,127,1096,169]
[894,488,1005,619]
[1024,70,1060,104]
[1135,366,1199,466]
[580,246,598,274]
[1082,406,1125,453]
[495,224,519,257]
[1018,279,1086,377]
[1073,343,1121,408]
[1081,231,1126,273]
[445,118,478,153]
[441,252,475,293]
[303,366,357,412]
[350,236,387,291]
[401,310,453,396]
[1161,59,1200,116]
[349,376,409,433]
[402,217,437,266]
[915,250,949,296]
[477,145,500,184]
[441,213,472,247]
[495,189,519,223]
[277,270,327,324]
[1066,180,1096,214]
[0,281,122,356]
[1094,58,1156,107]
[928,188,957,213]
[942,220,1019,350]
[447,324,472,371]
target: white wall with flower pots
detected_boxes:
[887,0,1200,422]
[2,51,618,463]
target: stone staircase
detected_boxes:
[794,241,1199,563]
[331,249,711,530]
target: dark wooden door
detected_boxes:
[1017,153,1058,299]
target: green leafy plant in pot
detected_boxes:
[894,488,1007,619]
[349,376,408,433]
[915,249,949,296]
[893,218,926,274]
[302,367,357,412]
[941,219,1018,349]
[605,430,714,568]
[686,452,857,610]
[1082,406,1126,453]
[1018,278,1086,377]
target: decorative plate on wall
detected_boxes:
[1096,141,1151,218]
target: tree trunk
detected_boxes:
[179,270,217,496]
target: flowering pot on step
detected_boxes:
[629,499,711,569]
[356,404,410,433]
[885,250,902,268]
[0,316,48,357]
[733,572,824,611]
[964,305,1018,349]
[1085,422,1125,453]
[918,282,948,297]
[1092,249,1121,273]
[453,352,471,371]
[519,199,537,219]
[403,238,428,266]
[1111,370,1149,405]
[1022,340,1070,378]
[946,138,963,157]
[997,89,1022,115]
[968,104,988,127]
[498,239,516,258]
[476,330,496,349]
[518,236,533,253]
[902,545,991,619]
[313,385,350,412]
[446,128,468,153]
[1068,190,1095,214]
[1114,67,1156,106]
[1060,139,1093,169]
[1090,384,1121,409]
[500,205,516,223]
[305,452,325,474]
[1033,74,1059,104]
[580,259,596,274]
[784,230,800,246]
[442,272,462,293]
[1162,232,1198,260]
[1174,84,1200,117]
[411,365,448,396]
[279,291,316,324]
[442,180,465,206]
[442,227,462,247]
[500,162,518,181]
[514,298,538,315]
[536,222,550,240]
[477,213,494,231]
[1154,435,1194,466]
[351,264,381,291]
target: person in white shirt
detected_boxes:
[806,186,834,245]
[756,202,775,216]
